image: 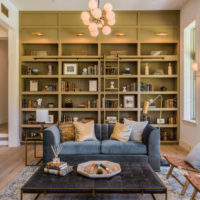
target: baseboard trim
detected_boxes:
[0,140,8,145]
[179,140,194,151]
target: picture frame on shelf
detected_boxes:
[30,80,38,92]
[63,63,77,75]
[124,95,135,108]
[47,115,54,124]
[89,80,97,92]
[157,118,165,124]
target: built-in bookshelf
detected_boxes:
[19,11,180,144]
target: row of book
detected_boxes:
[22,99,37,108]
[163,98,177,108]
[44,161,73,176]
[82,65,98,75]
[140,82,154,91]
[61,81,75,92]
[88,99,98,108]
[122,82,137,91]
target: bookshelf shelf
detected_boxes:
[19,11,180,144]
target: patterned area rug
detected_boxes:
[0,166,199,200]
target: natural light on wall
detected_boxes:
[184,20,197,122]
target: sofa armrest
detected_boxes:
[148,127,160,171]
[43,125,61,163]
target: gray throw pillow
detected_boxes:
[184,143,200,170]
[124,119,148,143]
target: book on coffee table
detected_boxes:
[44,165,73,176]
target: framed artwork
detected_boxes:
[89,80,97,91]
[124,95,135,108]
[30,80,38,92]
[63,63,77,75]
[47,115,54,124]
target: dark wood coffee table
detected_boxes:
[21,162,167,200]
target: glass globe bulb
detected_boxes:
[102,26,111,35]
[106,11,115,21]
[83,18,90,25]
[90,29,99,37]
[88,0,98,10]
[81,11,90,21]
[107,19,115,26]
[89,22,98,32]
[91,8,102,19]
[104,3,113,12]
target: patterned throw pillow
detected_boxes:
[124,119,148,143]
[110,122,132,142]
[58,122,75,142]
[74,120,97,142]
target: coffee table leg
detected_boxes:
[20,190,23,200]
[151,194,156,200]
[34,193,40,200]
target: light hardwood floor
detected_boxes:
[0,144,189,191]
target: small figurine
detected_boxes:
[82,68,88,75]
[73,117,78,122]
[48,64,52,75]
[37,98,42,108]
[110,81,115,89]
[43,85,49,91]
[168,63,172,75]
[123,86,127,92]
[145,63,149,75]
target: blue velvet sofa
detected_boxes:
[43,124,160,171]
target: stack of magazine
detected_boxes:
[44,161,73,176]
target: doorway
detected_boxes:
[0,25,8,145]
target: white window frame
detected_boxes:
[183,19,198,124]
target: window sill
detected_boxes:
[182,119,198,126]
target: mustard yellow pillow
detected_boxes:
[58,122,75,142]
[110,122,132,142]
[74,120,97,142]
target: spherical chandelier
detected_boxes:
[81,0,115,37]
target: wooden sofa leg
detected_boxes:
[166,165,174,179]
[181,179,189,195]
[190,189,198,200]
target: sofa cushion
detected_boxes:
[60,140,101,155]
[101,140,147,155]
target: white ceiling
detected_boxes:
[10,0,189,11]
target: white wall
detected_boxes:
[0,0,19,147]
[180,0,200,150]
[0,39,8,124]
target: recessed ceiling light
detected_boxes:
[74,32,85,36]
[32,32,44,36]
[113,32,126,37]
[155,32,168,36]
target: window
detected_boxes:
[184,20,196,122]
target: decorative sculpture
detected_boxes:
[51,145,62,164]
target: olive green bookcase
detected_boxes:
[19,11,180,144]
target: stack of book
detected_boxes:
[44,161,73,176]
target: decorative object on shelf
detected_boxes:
[51,145,62,164]
[106,66,117,75]
[77,161,121,178]
[157,118,165,124]
[143,95,163,129]
[63,63,77,75]
[36,98,42,108]
[32,32,44,37]
[65,98,73,108]
[163,132,168,141]
[106,116,117,123]
[153,68,164,75]
[110,81,115,89]
[36,109,49,138]
[48,64,53,75]
[168,63,172,75]
[113,32,126,37]
[82,67,88,75]
[123,67,131,75]
[48,103,55,108]
[32,69,39,75]
[31,50,47,56]
[89,80,97,91]
[78,104,87,108]
[47,115,54,124]
[43,85,49,91]
[73,117,79,122]
[81,0,115,37]
[160,86,167,91]
[123,86,127,92]
[145,63,149,75]
[30,80,38,92]
[124,95,135,108]
[151,50,167,56]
